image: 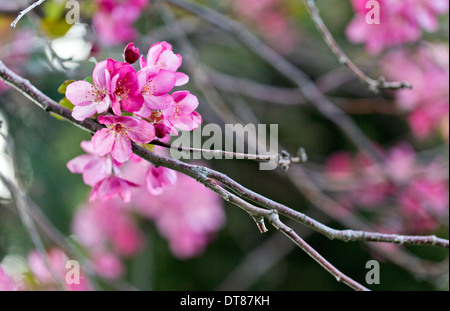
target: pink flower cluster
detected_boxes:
[346,0,449,54]
[66,42,201,203]
[93,0,150,46]
[62,42,224,278]
[230,0,298,54]
[382,44,449,140]
[325,143,448,233]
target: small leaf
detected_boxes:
[59,97,75,110]
[57,80,75,94]
[143,144,155,153]
[83,76,94,84]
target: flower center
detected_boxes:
[142,79,156,96]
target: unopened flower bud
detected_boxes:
[154,123,170,139]
[123,42,140,64]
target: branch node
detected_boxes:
[277,148,308,171]
[253,217,269,234]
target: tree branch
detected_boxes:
[302,0,412,92]
[1,60,449,291]
[10,0,46,29]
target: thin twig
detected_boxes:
[10,0,46,29]
[302,0,412,92]
[151,140,307,171]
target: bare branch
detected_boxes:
[10,0,46,29]
[152,140,307,171]
[302,0,412,92]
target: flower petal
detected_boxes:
[92,128,115,157]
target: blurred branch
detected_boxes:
[0,134,66,289]
[302,0,412,92]
[206,68,402,115]
[10,0,46,29]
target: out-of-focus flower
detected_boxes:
[27,248,92,290]
[93,0,150,46]
[0,266,18,291]
[325,142,448,234]
[72,199,144,279]
[89,175,139,202]
[0,30,33,94]
[230,0,298,54]
[67,141,113,187]
[382,44,449,139]
[346,0,448,54]
[129,163,225,259]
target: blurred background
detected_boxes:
[0,0,449,291]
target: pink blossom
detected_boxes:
[28,248,92,291]
[93,0,150,46]
[107,59,145,115]
[67,140,113,186]
[0,30,33,94]
[89,175,139,203]
[146,165,177,195]
[346,0,449,54]
[130,165,225,259]
[231,0,298,54]
[72,200,144,257]
[136,66,176,115]
[399,179,449,233]
[91,252,124,279]
[92,115,155,163]
[382,44,449,139]
[325,142,448,233]
[66,60,112,121]
[141,41,189,86]
[163,91,201,133]
[0,267,18,291]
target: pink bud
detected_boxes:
[123,42,140,64]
